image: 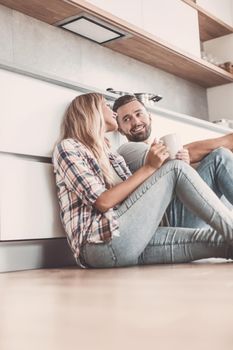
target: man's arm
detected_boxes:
[185,133,233,164]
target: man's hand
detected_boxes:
[144,141,170,170]
[176,148,190,164]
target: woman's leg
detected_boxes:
[167,147,233,228]
[139,227,233,265]
[81,160,233,267]
[82,160,179,268]
[81,227,233,268]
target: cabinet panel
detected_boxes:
[207,83,233,122]
[142,0,200,57]
[0,155,65,240]
[203,34,233,63]
[0,68,78,157]
[197,0,233,27]
[86,0,143,27]
[151,112,227,143]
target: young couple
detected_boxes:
[53,93,233,268]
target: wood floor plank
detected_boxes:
[0,260,232,350]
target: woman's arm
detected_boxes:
[94,164,154,212]
[185,133,233,164]
[94,142,169,212]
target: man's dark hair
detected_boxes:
[113,94,145,112]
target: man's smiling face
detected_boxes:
[116,100,152,142]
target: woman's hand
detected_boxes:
[176,148,190,164]
[145,141,170,170]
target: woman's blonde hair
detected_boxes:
[62,93,114,187]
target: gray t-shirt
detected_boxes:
[117,142,149,173]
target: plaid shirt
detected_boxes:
[53,138,131,260]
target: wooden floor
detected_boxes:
[0,259,233,350]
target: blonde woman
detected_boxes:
[53,93,233,268]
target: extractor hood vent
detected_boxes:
[58,13,127,44]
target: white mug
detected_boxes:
[160,133,183,159]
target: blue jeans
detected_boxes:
[81,159,233,268]
[167,147,233,228]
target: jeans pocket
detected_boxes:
[81,242,117,268]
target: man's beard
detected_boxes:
[127,124,152,142]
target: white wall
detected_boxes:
[197,0,233,26]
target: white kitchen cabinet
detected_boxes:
[142,0,201,57]
[86,0,143,27]
[203,33,233,63]
[87,0,201,57]
[0,155,65,240]
[203,34,233,122]
[0,68,78,157]
[196,0,233,27]
[207,83,233,122]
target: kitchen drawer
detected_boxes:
[0,154,65,240]
[0,68,78,157]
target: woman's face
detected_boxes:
[102,100,118,132]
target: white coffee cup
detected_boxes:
[160,133,183,159]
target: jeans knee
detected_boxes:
[211,147,232,160]
[207,147,233,169]
[169,159,192,173]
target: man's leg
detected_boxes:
[166,147,233,228]
[138,227,233,265]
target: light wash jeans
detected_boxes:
[167,147,233,228]
[80,159,233,268]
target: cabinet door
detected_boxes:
[0,68,78,157]
[0,155,65,240]
[86,0,143,27]
[197,0,233,27]
[207,83,233,122]
[142,0,201,57]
